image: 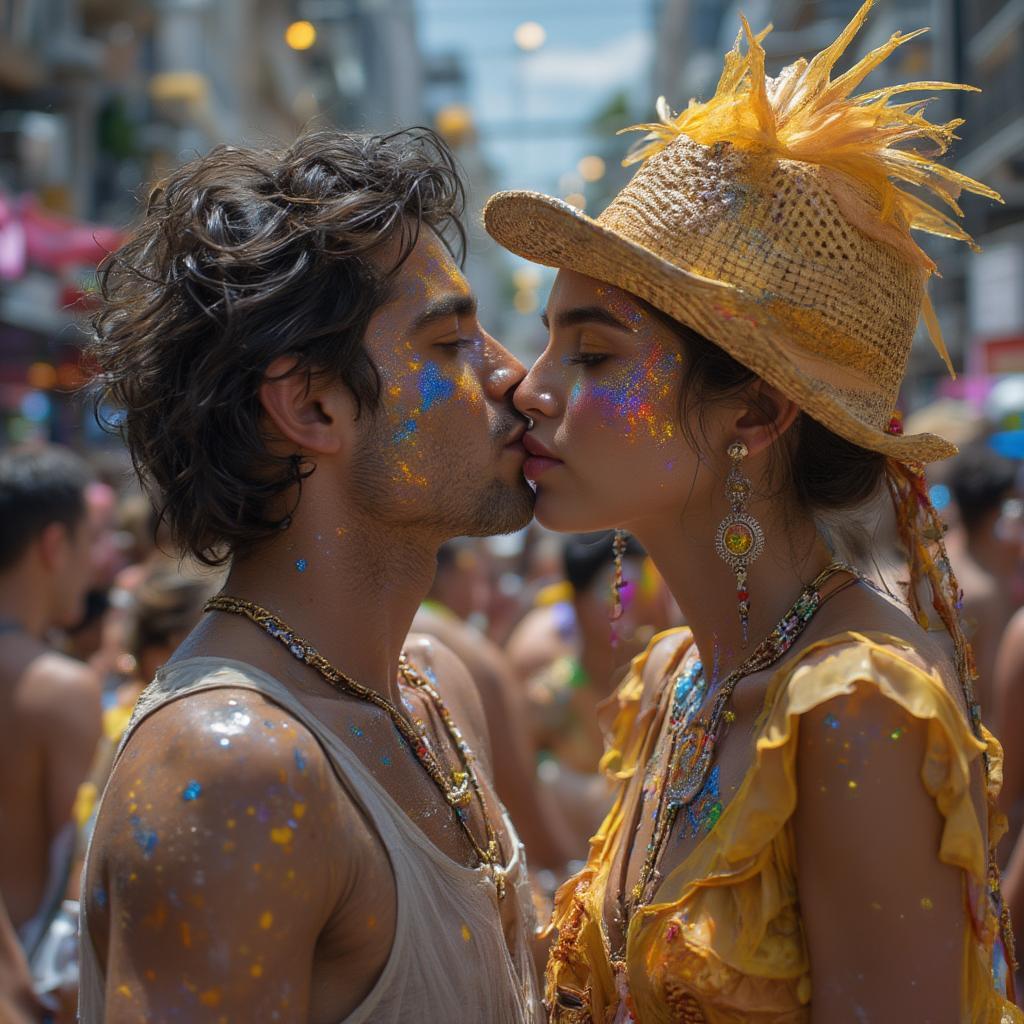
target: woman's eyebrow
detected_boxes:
[540,305,635,332]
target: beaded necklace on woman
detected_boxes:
[620,560,859,927]
[204,594,509,900]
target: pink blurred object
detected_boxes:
[0,192,124,279]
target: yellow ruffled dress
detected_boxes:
[545,629,1021,1023]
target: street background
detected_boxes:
[1,0,1022,450]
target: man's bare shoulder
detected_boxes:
[412,609,512,694]
[404,633,491,766]
[16,649,100,725]
[505,606,570,680]
[90,687,351,910]
[86,688,367,1019]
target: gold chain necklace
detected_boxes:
[204,595,508,899]
[625,560,857,918]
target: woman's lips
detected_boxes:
[522,434,562,480]
[523,455,561,480]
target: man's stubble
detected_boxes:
[347,410,535,540]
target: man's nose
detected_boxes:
[483,337,527,399]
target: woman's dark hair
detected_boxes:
[563,531,645,594]
[89,126,466,567]
[648,308,887,514]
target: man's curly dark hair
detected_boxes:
[89,126,466,567]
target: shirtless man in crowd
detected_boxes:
[0,446,102,964]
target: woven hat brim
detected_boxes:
[484,190,957,464]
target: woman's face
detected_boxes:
[514,270,715,534]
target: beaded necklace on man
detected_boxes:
[204,595,508,899]
[624,560,858,920]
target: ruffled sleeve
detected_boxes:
[546,627,693,1023]
[623,632,1021,1024]
[599,626,692,782]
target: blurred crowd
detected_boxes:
[4,386,1024,1019]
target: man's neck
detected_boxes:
[966,526,1008,586]
[217,516,439,706]
[0,567,50,641]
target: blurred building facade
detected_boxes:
[0,0,425,447]
[650,0,1024,405]
[423,49,510,345]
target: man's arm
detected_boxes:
[993,609,1024,944]
[0,892,42,1024]
[26,654,102,855]
[993,608,1024,816]
[86,689,344,1022]
[794,683,966,1022]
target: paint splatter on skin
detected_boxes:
[588,346,682,443]
[418,362,456,411]
[294,559,307,573]
[182,780,202,802]
[388,360,459,446]
[293,747,307,773]
[130,815,158,857]
[393,418,418,443]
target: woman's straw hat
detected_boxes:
[485,0,1001,464]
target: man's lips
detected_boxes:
[522,433,563,480]
[502,423,527,455]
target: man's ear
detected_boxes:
[258,356,359,457]
[731,379,800,457]
[37,521,71,573]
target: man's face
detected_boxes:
[51,506,99,629]
[349,232,534,538]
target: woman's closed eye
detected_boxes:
[564,352,609,367]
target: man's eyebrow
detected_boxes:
[545,305,635,332]
[410,293,477,333]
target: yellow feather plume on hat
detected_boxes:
[620,0,1002,375]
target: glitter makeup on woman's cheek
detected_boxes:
[577,347,682,442]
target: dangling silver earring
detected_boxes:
[609,528,629,647]
[610,529,628,622]
[714,441,764,646]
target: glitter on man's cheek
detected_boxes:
[419,362,456,412]
[455,363,483,406]
[383,357,463,490]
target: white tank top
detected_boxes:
[78,657,543,1023]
